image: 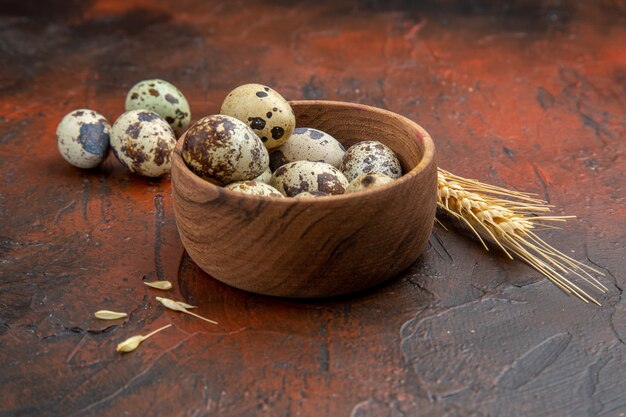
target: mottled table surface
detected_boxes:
[1,1,625,416]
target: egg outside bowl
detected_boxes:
[171,100,437,298]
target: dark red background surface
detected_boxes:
[1,1,625,416]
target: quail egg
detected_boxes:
[270,161,349,197]
[294,191,328,199]
[220,83,295,149]
[182,114,269,185]
[56,109,110,169]
[110,110,177,177]
[345,172,395,193]
[125,79,190,135]
[225,181,284,197]
[340,141,402,182]
[269,127,345,171]
[254,167,272,184]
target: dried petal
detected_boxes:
[95,310,128,320]
[116,335,145,352]
[144,280,173,290]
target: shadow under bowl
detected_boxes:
[171,100,437,298]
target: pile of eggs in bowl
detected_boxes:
[183,84,403,197]
[56,81,404,196]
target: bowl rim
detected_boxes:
[172,100,436,204]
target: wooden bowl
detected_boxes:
[171,100,437,297]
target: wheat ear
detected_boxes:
[436,168,607,305]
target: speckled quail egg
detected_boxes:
[220,83,295,149]
[110,110,177,177]
[270,161,349,197]
[294,191,328,199]
[225,181,284,197]
[339,141,402,182]
[269,127,345,171]
[125,79,190,135]
[253,167,272,184]
[345,173,395,193]
[56,109,110,169]
[182,115,269,185]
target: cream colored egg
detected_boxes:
[125,79,190,135]
[56,109,110,169]
[345,173,395,193]
[293,191,328,199]
[339,141,402,182]
[270,161,348,197]
[110,110,177,177]
[225,181,284,197]
[269,127,345,171]
[220,83,295,149]
[182,115,269,185]
[253,167,272,184]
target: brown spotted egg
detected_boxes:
[294,191,328,199]
[182,115,269,185]
[345,173,394,193]
[269,127,345,171]
[56,109,110,169]
[110,110,177,177]
[225,181,284,197]
[270,161,349,197]
[220,83,295,149]
[339,141,402,182]
[125,79,190,135]
[254,167,272,184]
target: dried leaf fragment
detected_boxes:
[116,324,172,353]
[144,280,173,290]
[156,297,217,324]
[95,310,128,320]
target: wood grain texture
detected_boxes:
[172,101,437,297]
[0,0,625,416]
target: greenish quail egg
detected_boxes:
[110,110,177,177]
[270,161,348,197]
[182,115,269,185]
[125,79,190,135]
[269,127,345,171]
[225,181,284,197]
[254,167,272,184]
[294,191,328,199]
[56,109,110,169]
[220,83,295,149]
[339,141,402,182]
[345,172,394,193]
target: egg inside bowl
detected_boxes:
[171,100,437,298]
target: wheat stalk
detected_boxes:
[436,168,607,305]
